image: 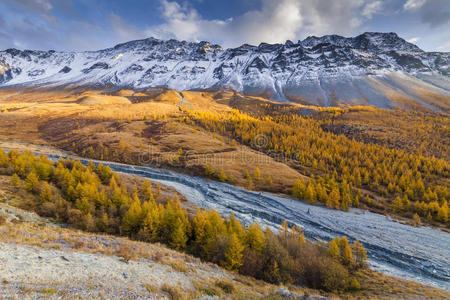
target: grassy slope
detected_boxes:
[1,175,449,299]
[0,88,305,192]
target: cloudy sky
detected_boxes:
[0,0,449,52]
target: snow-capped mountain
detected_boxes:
[0,32,449,109]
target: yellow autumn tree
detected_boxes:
[352,239,367,267]
[228,212,245,240]
[122,193,143,234]
[327,188,340,209]
[280,220,289,238]
[329,238,340,259]
[292,179,306,200]
[245,223,265,253]
[160,198,190,250]
[224,233,244,271]
[141,179,155,202]
[292,225,305,247]
[392,196,403,213]
[245,170,253,189]
[437,201,448,222]
[171,217,189,250]
[192,208,209,257]
[204,164,214,177]
[254,167,261,181]
[338,236,354,266]
[193,209,227,258]
[39,182,52,202]
[25,171,39,193]
[305,182,316,204]
[139,199,161,241]
[11,173,20,187]
[75,196,91,215]
[218,168,227,182]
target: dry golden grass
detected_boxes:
[77,94,132,105]
[78,101,179,121]
[161,283,187,300]
[113,89,136,97]
[0,85,304,194]
[354,269,450,299]
[162,258,194,273]
[179,91,233,113]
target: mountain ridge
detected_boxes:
[0,32,449,110]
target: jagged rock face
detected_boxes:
[0,32,449,109]
[0,60,12,83]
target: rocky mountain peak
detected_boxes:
[0,32,448,109]
[353,32,423,52]
[300,32,423,53]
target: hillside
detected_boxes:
[2,204,447,299]
[0,87,448,229]
[0,202,279,299]
[0,151,449,299]
[0,32,449,111]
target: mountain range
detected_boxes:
[0,32,449,110]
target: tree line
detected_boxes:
[180,110,448,225]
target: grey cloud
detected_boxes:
[142,0,373,47]
[3,0,56,22]
[0,9,110,51]
[299,0,366,37]
[61,21,111,51]
[362,1,383,19]
[5,17,59,49]
[0,16,12,50]
[0,0,117,51]
[403,0,427,11]
[109,13,146,41]
[0,0,448,52]
[420,0,450,27]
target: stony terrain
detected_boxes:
[0,202,282,299]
